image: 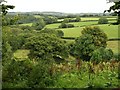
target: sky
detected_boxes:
[6,0,114,13]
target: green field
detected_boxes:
[58,24,118,39]
[107,41,120,54]
[19,23,33,26]
[45,23,60,28]
[14,49,30,59]
[81,17,116,21]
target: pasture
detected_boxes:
[58,24,119,39]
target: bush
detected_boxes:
[98,17,108,24]
[40,28,64,37]
[27,60,56,88]
[2,27,25,51]
[90,47,113,63]
[113,53,120,61]
[59,22,74,28]
[2,59,33,88]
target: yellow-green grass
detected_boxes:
[58,27,82,37]
[45,19,117,29]
[34,15,43,18]
[13,49,30,59]
[45,21,98,29]
[76,17,116,21]
[19,23,33,26]
[45,23,61,28]
[94,24,119,39]
[57,17,117,22]
[107,41,119,54]
[60,24,118,39]
[81,17,99,21]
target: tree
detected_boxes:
[73,26,108,61]
[98,17,108,24]
[90,47,113,63]
[40,28,64,37]
[25,33,69,61]
[75,16,81,22]
[105,1,120,24]
[27,60,55,88]
[0,0,15,15]
[2,27,25,51]
[32,18,45,30]
[63,18,69,23]
[59,22,74,28]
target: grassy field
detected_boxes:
[45,21,98,29]
[57,17,117,22]
[107,41,120,54]
[45,23,61,28]
[19,23,33,26]
[81,17,116,21]
[13,49,30,59]
[58,24,118,39]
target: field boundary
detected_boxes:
[61,37,120,41]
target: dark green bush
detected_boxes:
[27,60,55,88]
[2,59,33,88]
[59,22,74,28]
[113,53,120,61]
[40,28,64,37]
[90,47,113,63]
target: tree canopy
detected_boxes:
[25,33,69,61]
[105,1,120,24]
[0,0,15,15]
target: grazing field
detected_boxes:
[34,15,43,18]
[95,24,118,39]
[45,23,61,28]
[81,17,116,21]
[107,41,120,54]
[59,24,118,39]
[19,23,33,26]
[13,49,30,59]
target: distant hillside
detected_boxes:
[8,11,111,16]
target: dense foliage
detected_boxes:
[105,1,120,24]
[1,1,119,88]
[59,22,74,28]
[90,47,113,63]
[73,26,108,61]
[40,28,64,37]
[98,17,108,24]
[32,18,45,30]
[25,33,69,60]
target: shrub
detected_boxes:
[40,28,64,37]
[59,22,74,28]
[27,60,56,88]
[98,17,108,24]
[90,47,113,63]
[2,59,33,88]
[113,53,120,61]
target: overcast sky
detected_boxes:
[6,0,114,13]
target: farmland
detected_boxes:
[2,9,120,88]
